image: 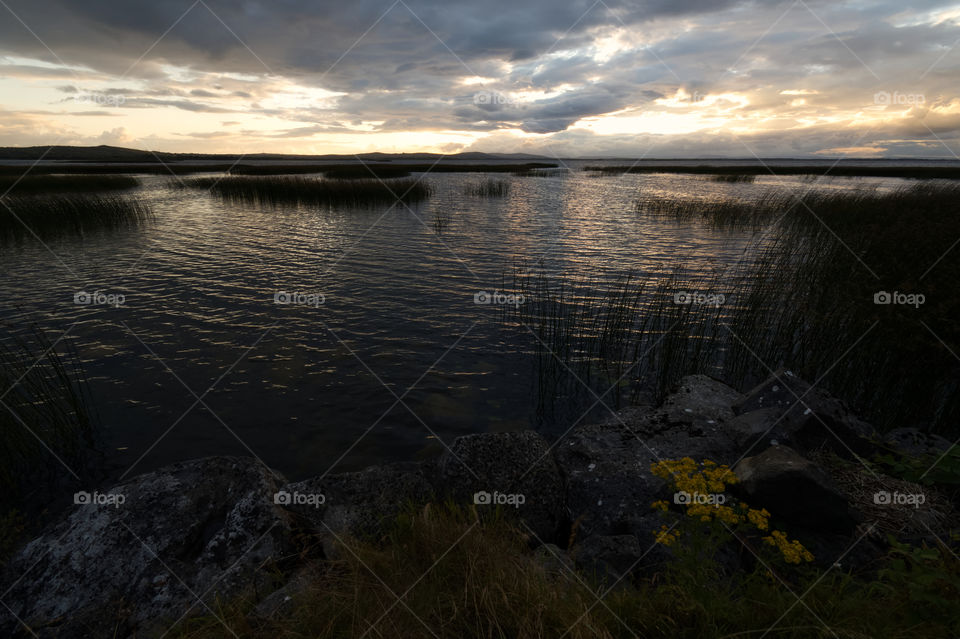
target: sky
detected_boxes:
[0,0,959,158]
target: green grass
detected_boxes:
[465,178,511,197]
[183,175,434,208]
[0,194,153,242]
[0,174,140,195]
[171,504,960,638]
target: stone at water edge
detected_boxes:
[435,430,566,543]
[731,368,878,457]
[0,456,294,639]
[733,445,859,534]
[557,375,742,542]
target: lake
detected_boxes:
[0,161,931,482]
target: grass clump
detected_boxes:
[185,175,433,208]
[464,178,511,197]
[0,327,94,508]
[0,194,153,242]
[172,502,960,638]
[0,174,140,195]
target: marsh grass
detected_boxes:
[711,173,755,183]
[0,174,139,194]
[184,175,433,208]
[0,194,153,242]
[515,183,960,435]
[228,162,557,175]
[585,164,960,179]
[172,503,959,639]
[512,168,570,177]
[465,178,510,197]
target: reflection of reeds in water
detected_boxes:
[433,212,450,234]
[0,195,153,242]
[185,176,433,208]
[0,175,140,194]
[464,179,510,197]
[512,183,960,436]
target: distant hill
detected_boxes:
[0,145,549,163]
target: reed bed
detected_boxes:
[464,178,510,197]
[228,162,557,176]
[0,174,139,194]
[184,175,433,207]
[512,168,570,177]
[0,194,153,242]
[0,327,94,509]
[513,183,960,436]
[584,164,960,179]
[711,173,756,183]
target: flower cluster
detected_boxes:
[763,530,815,564]
[650,457,813,564]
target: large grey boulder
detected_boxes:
[435,431,565,542]
[730,369,877,457]
[1,457,293,639]
[556,375,741,540]
[733,445,858,533]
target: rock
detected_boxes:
[732,369,878,457]
[280,462,434,546]
[570,534,646,587]
[558,376,741,539]
[734,445,858,533]
[659,374,742,425]
[882,427,954,458]
[0,457,293,639]
[435,431,565,542]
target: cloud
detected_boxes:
[0,0,958,155]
